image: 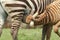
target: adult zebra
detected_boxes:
[0,1,7,36]
[1,0,55,40]
[26,0,60,38]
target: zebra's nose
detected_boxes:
[26,15,33,24]
[30,21,34,27]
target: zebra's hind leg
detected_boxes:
[11,26,19,40]
[53,21,60,37]
[10,19,20,40]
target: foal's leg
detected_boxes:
[42,25,48,40]
[53,21,60,37]
[42,24,52,40]
[46,25,52,40]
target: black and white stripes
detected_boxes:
[0,0,56,40]
[30,0,60,37]
[1,0,55,28]
[32,0,60,25]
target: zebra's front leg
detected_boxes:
[11,27,19,40]
[41,25,47,40]
[0,26,2,37]
[42,24,52,40]
[0,18,4,37]
[53,21,60,37]
[46,25,52,40]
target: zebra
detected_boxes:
[0,1,7,36]
[0,0,55,40]
[26,0,60,38]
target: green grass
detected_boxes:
[0,28,60,40]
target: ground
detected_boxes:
[0,28,60,40]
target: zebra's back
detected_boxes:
[46,0,60,23]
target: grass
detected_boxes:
[0,28,60,40]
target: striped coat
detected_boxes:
[32,0,60,25]
[0,0,55,40]
[1,0,55,28]
[29,0,60,37]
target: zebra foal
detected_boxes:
[26,0,60,37]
